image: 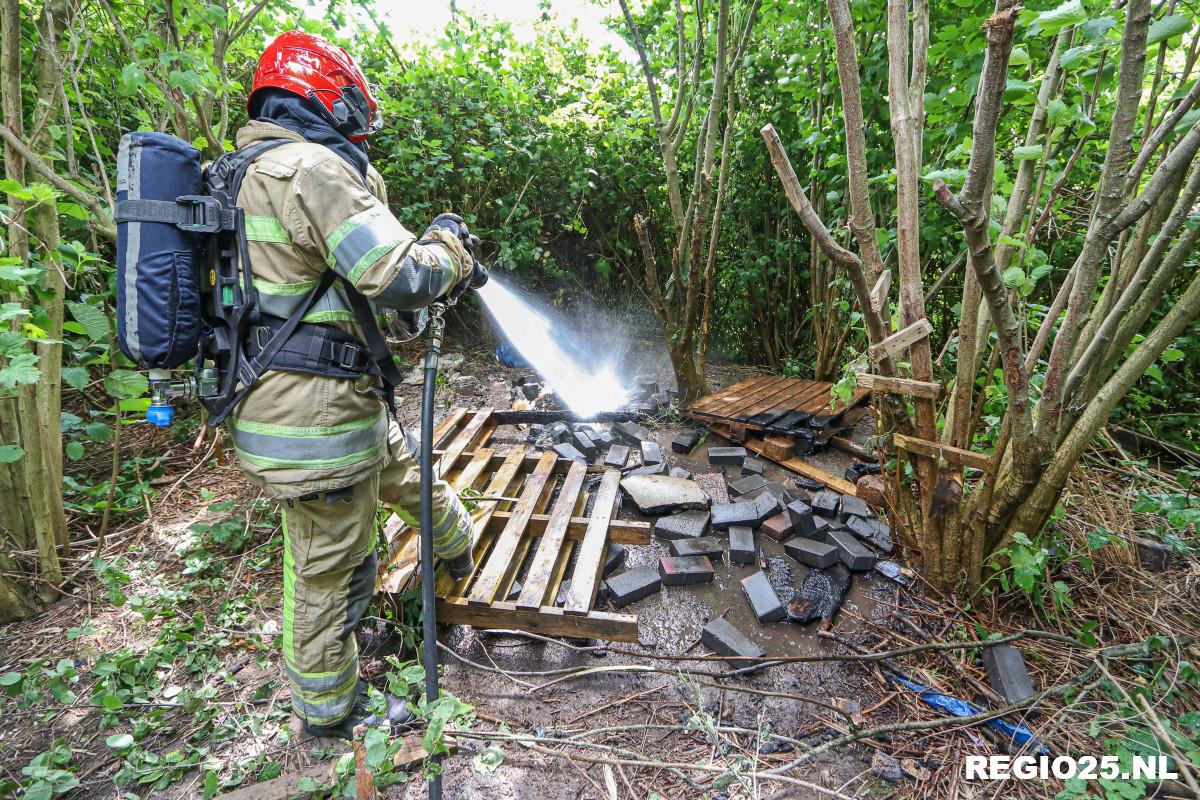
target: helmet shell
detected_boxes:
[250,31,380,141]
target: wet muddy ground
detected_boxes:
[390,345,903,798]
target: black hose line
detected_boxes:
[419,305,446,800]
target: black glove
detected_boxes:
[451,259,489,299]
[423,213,480,256]
[467,259,489,289]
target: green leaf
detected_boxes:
[1160,348,1184,363]
[1174,109,1200,134]
[120,63,145,92]
[102,369,148,400]
[65,301,109,341]
[106,733,134,749]
[65,441,85,461]
[362,727,389,771]
[61,366,89,391]
[0,445,23,464]
[1146,14,1191,46]
[1013,145,1042,161]
[1080,15,1117,41]
[1009,47,1030,67]
[1032,0,1088,36]
[102,693,123,710]
[1046,98,1072,126]
[0,303,30,323]
[1002,266,1025,286]
[0,671,22,685]
[1059,45,1093,70]
[0,353,41,391]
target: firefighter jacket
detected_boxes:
[226,120,472,498]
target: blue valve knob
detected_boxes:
[146,404,174,427]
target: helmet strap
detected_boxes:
[307,86,371,139]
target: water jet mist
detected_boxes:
[475,278,634,417]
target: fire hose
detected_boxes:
[417,262,488,800]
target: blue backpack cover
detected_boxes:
[115,132,204,369]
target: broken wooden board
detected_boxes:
[686,375,870,433]
[855,373,942,399]
[894,433,991,471]
[377,408,641,642]
[868,318,933,364]
[708,423,858,495]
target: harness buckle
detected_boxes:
[335,342,364,371]
[174,195,224,233]
[253,326,270,351]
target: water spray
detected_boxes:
[474,278,634,417]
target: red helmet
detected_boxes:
[249,31,382,141]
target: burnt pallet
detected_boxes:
[686,375,871,435]
[377,408,647,642]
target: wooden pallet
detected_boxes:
[686,375,871,433]
[376,408,648,642]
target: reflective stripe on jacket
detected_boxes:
[227,121,472,498]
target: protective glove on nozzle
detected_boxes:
[423,213,489,297]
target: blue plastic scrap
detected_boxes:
[495,341,530,368]
[888,673,1049,754]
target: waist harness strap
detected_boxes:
[246,315,372,380]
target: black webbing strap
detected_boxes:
[115,196,235,233]
[341,281,406,418]
[205,269,337,427]
[245,315,372,380]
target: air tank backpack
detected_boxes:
[114,131,403,427]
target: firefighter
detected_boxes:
[228,31,482,739]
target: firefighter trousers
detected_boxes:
[278,421,472,726]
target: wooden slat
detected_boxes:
[870,268,892,313]
[430,408,468,449]
[444,447,529,597]
[378,447,495,593]
[493,463,557,607]
[698,375,791,417]
[468,451,559,606]
[808,387,872,427]
[757,380,832,421]
[436,407,494,478]
[706,375,796,418]
[856,373,942,399]
[868,318,933,364]
[515,460,588,610]
[734,378,823,422]
[564,469,622,615]
[710,423,858,495]
[894,433,991,471]
[485,512,650,544]
[437,597,639,642]
[688,376,767,412]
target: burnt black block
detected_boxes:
[670,536,724,560]
[981,645,1036,704]
[606,567,662,607]
[811,489,842,518]
[653,510,710,540]
[613,421,651,446]
[672,429,703,454]
[839,494,872,520]
[710,501,759,530]
[603,543,627,577]
[786,500,817,536]
[728,475,769,497]
[572,430,598,458]
[784,537,840,569]
[659,555,715,585]
[708,446,748,466]
[741,457,766,476]
[553,442,587,462]
[640,440,663,465]
[825,527,877,571]
[603,444,631,468]
[701,617,765,667]
[728,526,755,565]
[741,571,786,623]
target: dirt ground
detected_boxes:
[0,338,953,799]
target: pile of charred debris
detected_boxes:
[512,375,914,663]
